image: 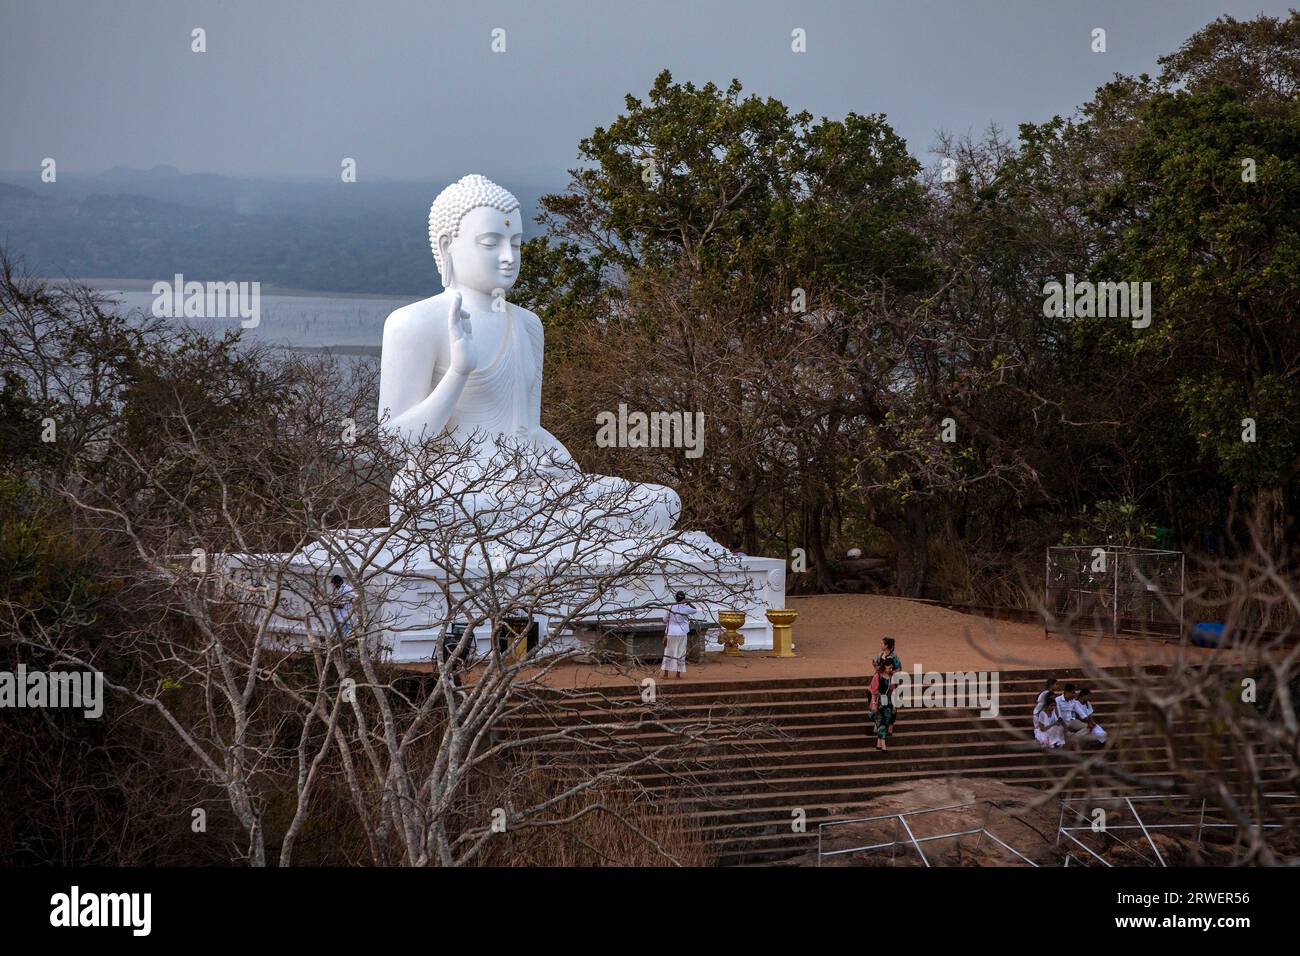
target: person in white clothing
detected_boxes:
[1056,684,1089,735]
[330,574,356,650]
[661,591,697,679]
[1074,687,1108,743]
[1034,695,1067,749]
[1034,677,1059,716]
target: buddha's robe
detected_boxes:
[389,304,680,541]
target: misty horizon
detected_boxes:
[4,0,1295,183]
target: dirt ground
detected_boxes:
[498,594,1222,690]
[812,776,1300,867]
[813,777,1065,866]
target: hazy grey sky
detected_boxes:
[2,0,1293,183]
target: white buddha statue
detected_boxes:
[378,174,680,541]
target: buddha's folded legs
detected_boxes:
[388,461,679,541]
[578,474,681,535]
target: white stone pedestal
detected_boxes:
[229,531,787,664]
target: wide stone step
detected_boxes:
[503,664,1271,865]
[517,712,1203,760]
[525,717,1216,780]
[676,760,1294,819]
[501,694,1142,737]
[505,681,1153,724]
[528,665,1168,704]
[639,747,1279,803]
[630,740,1236,785]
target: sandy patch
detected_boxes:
[435,594,1219,691]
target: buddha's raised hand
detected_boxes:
[447,291,477,375]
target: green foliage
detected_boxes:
[512,237,609,358]
[0,372,48,472]
[535,70,931,308]
[518,21,1300,594]
[1062,498,1156,548]
[0,475,108,628]
[1093,14,1300,497]
[1180,375,1298,489]
[1001,12,1300,547]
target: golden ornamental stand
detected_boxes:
[717,610,747,656]
[765,608,798,657]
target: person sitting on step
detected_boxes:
[1034,676,1058,716]
[1033,694,1066,749]
[1073,687,1107,744]
[869,659,897,752]
[1056,683,1088,735]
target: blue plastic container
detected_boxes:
[1190,621,1230,647]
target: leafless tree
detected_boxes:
[6,347,772,865]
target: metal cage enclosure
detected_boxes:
[1044,545,1185,638]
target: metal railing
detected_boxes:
[1056,792,1295,867]
[817,801,1039,867]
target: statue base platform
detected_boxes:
[228,529,787,664]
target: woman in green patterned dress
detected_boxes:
[869,660,897,751]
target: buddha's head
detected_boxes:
[428,174,522,294]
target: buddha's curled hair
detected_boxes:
[428,174,521,281]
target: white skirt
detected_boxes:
[663,632,688,672]
[1035,724,1065,748]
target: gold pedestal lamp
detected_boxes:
[765,608,798,657]
[717,610,747,656]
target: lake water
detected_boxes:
[84,281,416,353]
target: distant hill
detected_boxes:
[0,168,559,296]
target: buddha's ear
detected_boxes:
[439,234,455,286]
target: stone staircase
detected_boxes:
[503,667,1292,865]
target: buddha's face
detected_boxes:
[442,205,522,295]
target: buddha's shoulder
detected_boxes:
[383,293,451,339]
[509,303,543,335]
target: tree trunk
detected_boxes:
[891,498,932,598]
[806,496,835,592]
[1258,486,1286,558]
